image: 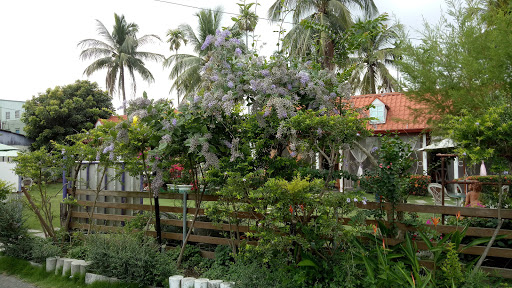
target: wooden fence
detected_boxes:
[67,188,512,278]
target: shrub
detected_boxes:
[0,179,14,201]
[86,233,177,287]
[0,200,32,260]
[30,237,61,263]
[408,175,431,196]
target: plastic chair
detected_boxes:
[428,183,450,206]
[502,185,510,195]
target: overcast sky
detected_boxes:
[0,0,447,113]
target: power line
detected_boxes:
[153,0,296,25]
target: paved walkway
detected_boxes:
[0,274,37,288]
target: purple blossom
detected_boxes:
[193,96,200,103]
[235,48,242,56]
[201,35,215,50]
[356,132,360,136]
[227,81,234,88]
[290,152,296,157]
[223,140,233,148]
[475,122,479,126]
[504,171,509,175]
[353,198,358,202]
[362,200,367,205]
[210,75,219,81]
[263,109,271,117]
[278,110,287,119]
[260,69,270,77]
[333,108,340,115]
[287,83,293,90]
[172,118,177,126]
[371,147,378,153]
[330,92,336,98]
[346,198,351,203]
[271,84,276,89]
[230,38,241,45]
[297,71,310,85]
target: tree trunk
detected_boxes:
[22,187,56,240]
[120,66,126,115]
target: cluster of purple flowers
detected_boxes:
[201,35,215,50]
[297,71,310,85]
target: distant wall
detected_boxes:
[0,162,19,192]
[0,129,32,147]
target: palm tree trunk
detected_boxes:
[120,65,127,115]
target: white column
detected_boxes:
[315,153,320,170]
[422,134,428,176]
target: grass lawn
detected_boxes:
[0,256,140,288]
[22,183,64,231]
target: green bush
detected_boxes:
[86,233,177,287]
[0,200,32,260]
[408,175,431,196]
[0,179,14,201]
[30,237,61,263]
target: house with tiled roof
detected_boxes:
[339,92,460,191]
[94,115,127,128]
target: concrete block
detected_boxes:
[85,273,119,285]
[71,260,85,276]
[62,259,74,276]
[182,277,196,288]
[208,280,224,288]
[29,261,42,268]
[220,282,235,288]
[80,261,91,275]
[46,257,57,273]
[195,278,209,288]
[55,257,68,275]
[169,275,184,288]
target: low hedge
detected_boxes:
[408,175,431,196]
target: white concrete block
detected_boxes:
[62,259,74,276]
[182,277,196,288]
[195,278,209,288]
[71,260,85,276]
[169,275,184,288]
[208,280,224,288]
[46,257,57,273]
[220,282,235,288]
[55,258,68,275]
[84,273,119,284]
[80,261,91,275]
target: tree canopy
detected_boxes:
[396,0,512,126]
[22,80,114,150]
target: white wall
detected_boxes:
[0,162,19,191]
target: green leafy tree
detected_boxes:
[232,1,259,49]
[22,80,114,150]
[163,8,223,99]
[268,0,378,69]
[348,14,401,94]
[396,0,512,126]
[78,13,164,114]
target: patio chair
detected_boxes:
[427,183,451,206]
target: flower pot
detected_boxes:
[177,184,193,194]
[166,184,179,193]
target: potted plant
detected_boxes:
[166,163,194,193]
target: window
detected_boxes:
[5,112,10,120]
[369,99,387,124]
[15,129,20,134]
[15,110,20,118]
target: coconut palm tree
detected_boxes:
[232,1,259,49]
[78,13,164,114]
[268,0,378,70]
[165,28,188,104]
[348,14,401,94]
[163,8,223,101]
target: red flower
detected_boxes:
[289,205,293,214]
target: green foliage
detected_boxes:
[408,175,431,196]
[22,80,113,150]
[0,200,31,260]
[439,243,464,287]
[0,179,14,201]
[85,233,177,287]
[397,0,512,126]
[360,135,413,215]
[30,237,61,263]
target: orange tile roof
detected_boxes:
[350,92,430,134]
[97,115,127,125]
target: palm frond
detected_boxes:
[79,47,115,61]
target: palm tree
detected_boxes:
[78,13,164,114]
[163,8,223,101]
[165,28,188,104]
[232,1,259,49]
[348,15,401,94]
[268,0,378,70]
